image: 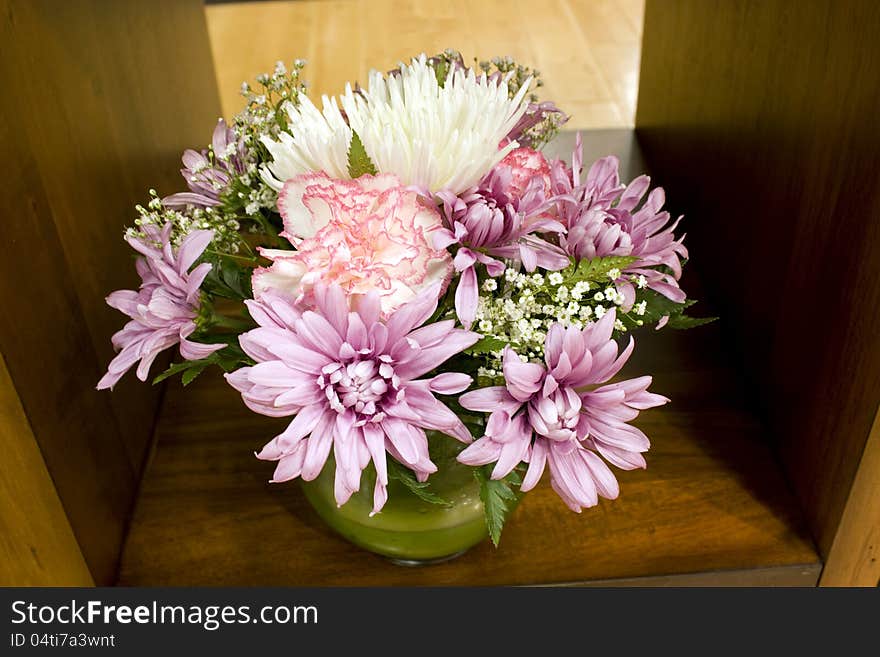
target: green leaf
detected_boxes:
[202,257,253,300]
[152,343,254,385]
[387,459,452,507]
[562,255,638,286]
[665,314,718,329]
[474,466,521,547]
[618,288,716,331]
[347,131,378,178]
[152,359,202,384]
[432,59,450,86]
[466,336,508,355]
[181,362,208,386]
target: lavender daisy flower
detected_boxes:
[435,148,569,328]
[97,224,224,390]
[457,309,668,511]
[553,134,689,308]
[226,283,480,514]
[163,118,247,209]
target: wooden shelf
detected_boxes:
[117,131,820,586]
[118,315,819,586]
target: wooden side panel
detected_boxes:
[820,407,880,586]
[0,353,93,587]
[0,0,221,583]
[636,0,880,560]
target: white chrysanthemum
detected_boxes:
[260,55,532,194]
[260,97,352,190]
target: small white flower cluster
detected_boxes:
[473,267,631,372]
[228,60,310,216]
[126,190,241,254]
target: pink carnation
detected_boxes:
[497,146,553,200]
[253,173,453,315]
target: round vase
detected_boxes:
[300,432,493,565]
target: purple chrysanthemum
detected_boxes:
[552,134,689,308]
[435,148,569,328]
[226,283,480,514]
[97,224,223,390]
[163,118,247,209]
[457,309,668,511]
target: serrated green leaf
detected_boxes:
[563,255,638,286]
[474,467,520,547]
[347,131,378,178]
[665,314,717,329]
[466,336,508,355]
[152,359,204,384]
[432,59,450,86]
[202,258,253,300]
[181,363,208,386]
[387,459,452,507]
[152,343,253,385]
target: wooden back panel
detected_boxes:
[0,0,221,584]
[636,0,880,561]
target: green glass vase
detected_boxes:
[300,431,494,565]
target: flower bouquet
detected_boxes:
[99,52,711,563]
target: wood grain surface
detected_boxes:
[0,353,93,586]
[636,0,880,568]
[206,0,644,129]
[118,131,819,587]
[820,407,880,586]
[0,0,221,584]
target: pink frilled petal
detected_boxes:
[269,175,453,316]
[277,172,334,241]
[251,256,308,303]
[655,315,670,330]
[454,266,479,329]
